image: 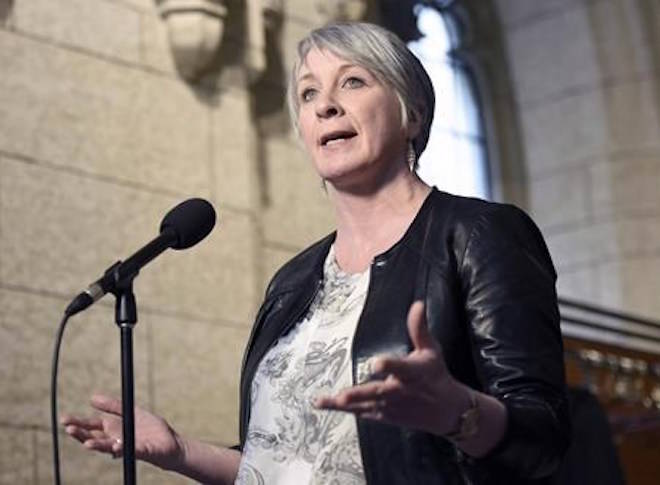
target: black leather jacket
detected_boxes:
[238,189,570,484]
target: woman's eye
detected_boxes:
[344,77,365,89]
[300,88,316,102]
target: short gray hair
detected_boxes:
[287,22,435,159]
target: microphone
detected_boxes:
[65,198,216,317]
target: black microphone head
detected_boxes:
[160,198,216,250]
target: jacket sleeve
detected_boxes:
[458,204,570,479]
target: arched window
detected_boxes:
[407,5,490,199]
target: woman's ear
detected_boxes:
[406,109,423,140]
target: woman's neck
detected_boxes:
[328,173,431,273]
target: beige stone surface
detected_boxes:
[588,0,655,82]
[527,167,591,230]
[143,206,260,322]
[597,256,660,319]
[599,79,660,153]
[261,244,297,289]
[495,0,575,28]
[151,316,248,444]
[558,257,660,320]
[36,428,123,484]
[519,89,607,176]
[503,3,599,105]
[519,78,660,177]
[546,216,660,271]
[255,15,313,89]
[283,0,323,25]
[0,288,149,428]
[140,7,178,74]
[137,462,196,485]
[556,265,601,303]
[11,0,141,64]
[503,0,654,106]
[0,428,34,484]
[0,157,258,324]
[211,89,258,210]
[262,137,335,248]
[115,0,155,12]
[280,14,314,76]
[37,429,194,485]
[590,156,660,220]
[0,29,212,195]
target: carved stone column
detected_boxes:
[155,0,228,81]
[315,0,367,23]
[246,0,283,83]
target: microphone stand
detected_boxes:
[110,263,139,485]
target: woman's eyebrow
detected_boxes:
[297,63,363,85]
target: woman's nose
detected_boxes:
[315,93,343,119]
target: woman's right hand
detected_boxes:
[61,393,185,471]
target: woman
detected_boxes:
[62,22,570,484]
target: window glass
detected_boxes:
[408,6,490,199]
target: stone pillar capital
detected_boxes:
[155,0,228,81]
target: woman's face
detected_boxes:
[296,48,416,190]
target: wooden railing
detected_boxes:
[559,297,660,484]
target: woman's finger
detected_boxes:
[316,378,405,409]
[370,354,428,382]
[64,425,93,443]
[407,301,437,352]
[90,394,123,417]
[65,424,113,443]
[84,436,122,455]
[60,415,103,429]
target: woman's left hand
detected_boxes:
[313,301,471,436]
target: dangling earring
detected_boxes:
[406,140,417,172]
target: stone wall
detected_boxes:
[495,0,660,320]
[0,0,333,483]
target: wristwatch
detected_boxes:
[445,390,479,442]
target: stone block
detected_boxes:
[546,225,614,271]
[122,0,155,11]
[255,16,312,90]
[36,428,123,484]
[588,0,655,82]
[519,88,607,176]
[151,317,249,444]
[527,167,591,231]
[0,428,34,484]
[546,216,660,270]
[556,265,600,303]
[590,156,660,220]
[596,256,660,320]
[0,157,258,324]
[600,79,660,153]
[140,8,178,74]
[0,289,149,429]
[283,0,322,25]
[210,89,258,210]
[12,0,141,65]
[261,137,334,248]
[261,245,297,290]
[143,206,260,322]
[504,3,599,105]
[0,30,211,195]
[519,78,660,177]
[495,0,574,28]
[137,463,194,485]
[39,429,195,483]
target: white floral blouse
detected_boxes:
[235,245,370,485]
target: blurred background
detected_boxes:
[1,0,659,483]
